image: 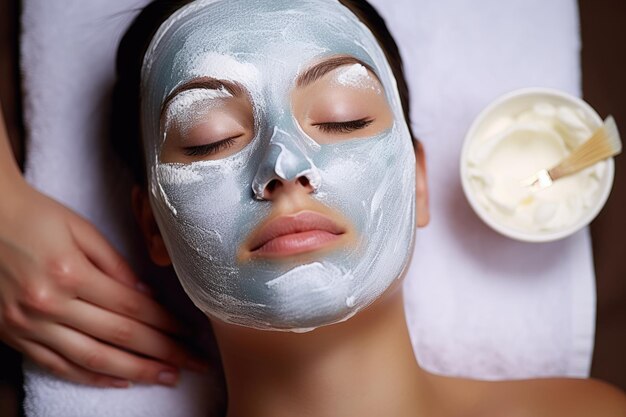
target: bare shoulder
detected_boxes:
[529,378,624,416]
[480,377,626,417]
[427,373,626,417]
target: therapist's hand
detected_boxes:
[0,178,205,388]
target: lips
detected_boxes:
[246,211,346,258]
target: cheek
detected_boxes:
[314,141,394,235]
[155,164,253,258]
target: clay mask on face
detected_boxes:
[141,0,416,331]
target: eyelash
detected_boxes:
[181,118,373,156]
[313,118,374,133]
[183,136,239,156]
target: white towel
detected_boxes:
[366,0,595,379]
[20,0,594,415]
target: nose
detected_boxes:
[252,127,321,200]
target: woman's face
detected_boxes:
[140,0,417,331]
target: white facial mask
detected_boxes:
[141,0,416,331]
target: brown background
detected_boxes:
[1,0,625,415]
[579,0,626,391]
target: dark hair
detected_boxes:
[111,0,415,185]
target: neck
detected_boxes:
[212,288,435,417]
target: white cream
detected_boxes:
[466,102,605,233]
[164,87,231,126]
[333,63,381,93]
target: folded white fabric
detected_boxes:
[23,361,221,417]
[20,0,594,415]
[367,0,595,380]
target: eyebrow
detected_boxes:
[296,55,379,88]
[160,77,244,118]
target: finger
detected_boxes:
[68,215,147,292]
[35,323,180,386]
[61,299,205,371]
[19,339,131,388]
[74,262,182,335]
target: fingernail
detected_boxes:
[136,282,153,295]
[157,371,178,386]
[186,358,209,373]
[111,379,131,388]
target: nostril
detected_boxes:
[297,176,310,188]
[266,179,280,194]
[261,176,314,199]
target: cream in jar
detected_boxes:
[466,102,606,233]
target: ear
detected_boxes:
[132,186,172,266]
[414,140,430,227]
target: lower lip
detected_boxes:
[252,230,342,257]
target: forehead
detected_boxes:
[143,0,383,98]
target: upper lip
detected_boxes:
[248,211,346,252]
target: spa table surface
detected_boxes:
[0,0,625,415]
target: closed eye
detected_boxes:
[312,118,374,134]
[182,135,241,157]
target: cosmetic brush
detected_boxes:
[522,115,622,190]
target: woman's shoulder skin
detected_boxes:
[482,377,626,417]
[426,372,626,417]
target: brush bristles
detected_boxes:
[550,116,622,180]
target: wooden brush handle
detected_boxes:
[549,116,621,180]
[549,142,608,179]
